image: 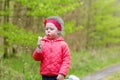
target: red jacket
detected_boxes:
[33,36,70,77]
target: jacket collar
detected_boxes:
[42,36,64,42]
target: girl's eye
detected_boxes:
[50,28,54,30]
[45,28,48,30]
[45,28,54,30]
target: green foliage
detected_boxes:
[89,0,120,47]
[0,23,39,48]
[0,0,82,47]
[64,21,83,34]
[0,8,11,16]
[16,0,80,17]
[0,0,82,55]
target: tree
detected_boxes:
[0,0,80,58]
[16,0,79,17]
[90,0,120,48]
[3,0,10,58]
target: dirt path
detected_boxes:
[81,63,120,80]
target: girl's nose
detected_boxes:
[47,30,50,33]
[48,29,50,31]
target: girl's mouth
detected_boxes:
[47,34,50,36]
[47,34,51,37]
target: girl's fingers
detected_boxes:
[37,36,42,49]
[38,36,42,42]
[38,36,42,44]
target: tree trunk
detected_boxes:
[85,0,92,49]
[3,0,9,58]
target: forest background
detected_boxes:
[0,0,120,80]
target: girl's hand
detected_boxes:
[37,36,42,52]
[57,74,64,80]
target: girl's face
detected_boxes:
[45,23,59,39]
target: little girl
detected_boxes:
[33,16,70,80]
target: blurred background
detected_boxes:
[0,0,120,80]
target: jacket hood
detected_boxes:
[42,36,64,42]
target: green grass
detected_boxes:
[0,64,24,80]
[68,47,120,78]
[1,53,42,80]
[103,71,120,80]
[0,47,120,80]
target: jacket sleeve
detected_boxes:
[59,43,70,77]
[32,48,43,61]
